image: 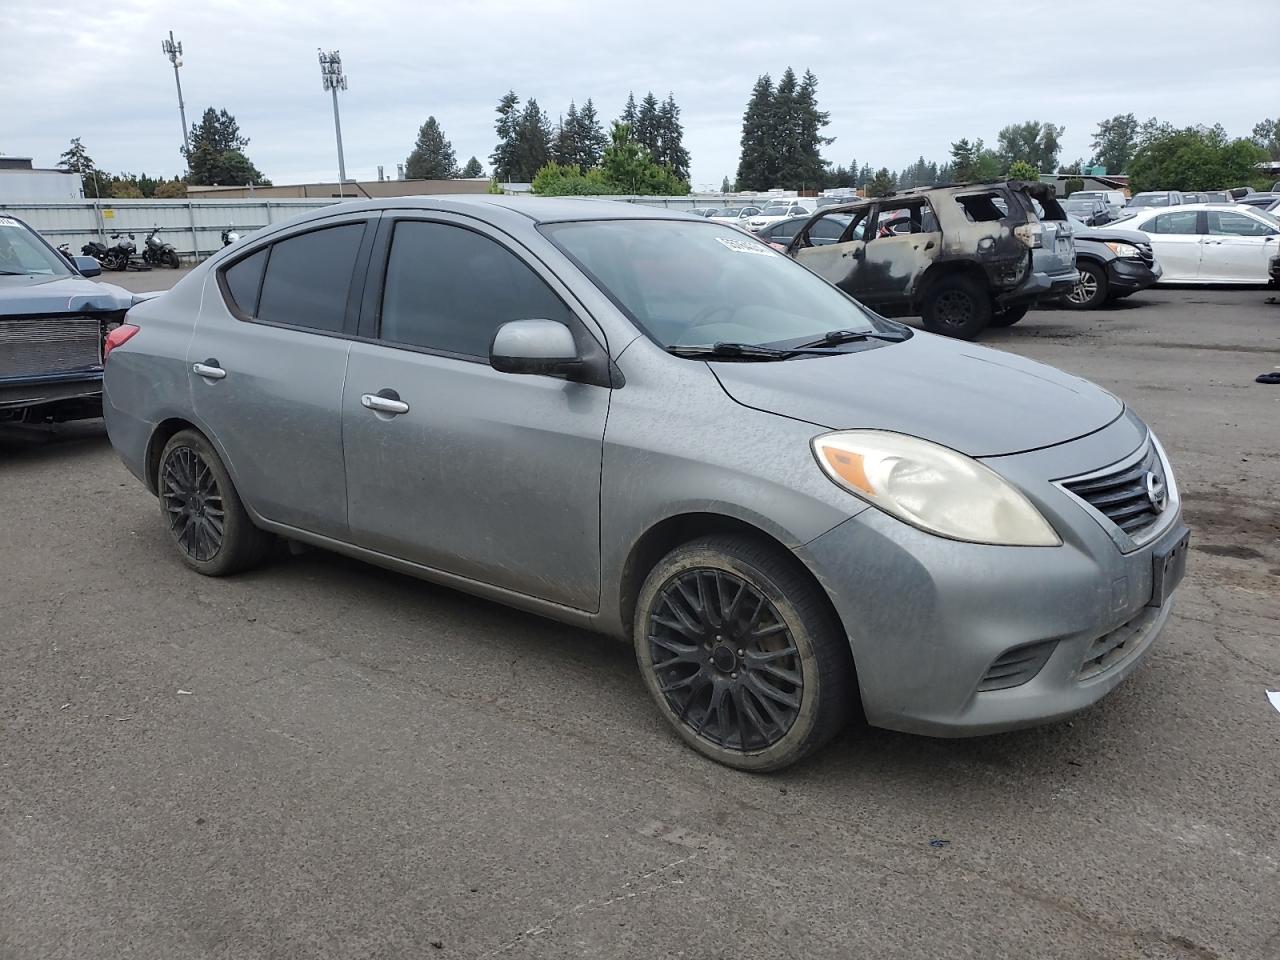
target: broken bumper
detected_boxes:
[1000,267,1079,306]
[0,372,103,411]
[1107,258,1162,295]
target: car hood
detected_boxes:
[0,273,134,313]
[710,332,1124,458]
[1072,225,1151,244]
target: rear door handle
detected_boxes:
[361,390,409,416]
[192,360,226,380]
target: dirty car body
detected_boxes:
[785,181,1077,339]
[104,197,1184,771]
[0,214,134,422]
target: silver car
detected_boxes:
[104,198,1189,771]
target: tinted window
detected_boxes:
[256,223,365,333]
[380,221,573,357]
[1207,211,1274,236]
[1148,212,1200,235]
[222,248,267,316]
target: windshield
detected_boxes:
[543,219,881,349]
[0,217,72,277]
[1064,199,1096,212]
[1129,195,1168,207]
[761,203,792,216]
[717,207,742,216]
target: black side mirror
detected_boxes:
[73,255,102,278]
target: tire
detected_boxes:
[921,274,992,339]
[163,250,180,268]
[1062,261,1109,310]
[989,304,1030,327]
[633,535,855,772]
[157,429,271,576]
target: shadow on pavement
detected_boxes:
[0,419,110,460]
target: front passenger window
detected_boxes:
[380,221,574,358]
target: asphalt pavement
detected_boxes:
[2,276,1278,959]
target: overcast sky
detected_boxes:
[5,0,1279,191]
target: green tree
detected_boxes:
[949,138,977,181]
[405,116,457,179]
[735,74,777,190]
[576,99,609,170]
[857,163,872,187]
[866,167,895,197]
[1127,124,1267,192]
[490,91,522,181]
[634,92,662,159]
[1008,159,1040,182]
[153,178,187,198]
[57,137,109,198]
[656,93,690,181]
[620,92,638,127]
[109,178,143,198]
[510,99,552,182]
[1063,177,1084,197]
[996,121,1063,172]
[1251,118,1280,160]
[783,69,831,190]
[186,107,267,185]
[1058,158,1084,175]
[459,156,484,178]
[532,161,618,196]
[1088,113,1139,173]
[552,102,580,168]
[597,122,688,195]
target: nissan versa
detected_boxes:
[103,198,1189,771]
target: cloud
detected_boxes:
[4,0,1278,190]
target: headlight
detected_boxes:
[1104,241,1141,258]
[811,431,1061,546]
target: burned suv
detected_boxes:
[0,214,135,423]
[786,181,1077,339]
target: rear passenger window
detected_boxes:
[256,223,365,333]
[380,221,573,358]
[222,248,267,317]
[1207,211,1274,236]
[1149,212,1200,235]
[955,193,1006,222]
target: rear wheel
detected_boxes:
[921,275,992,339]
[633,535,854,772]
[1062,261,1108,310]
[989,304,1030,327]
[157,430,271,576]
[163,250,180,268]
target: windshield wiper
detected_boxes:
[788,328,908,349]
[0,270,30,275]
[667,342,799,361]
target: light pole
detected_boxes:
[161,31,190,169]
[318,49,348,198]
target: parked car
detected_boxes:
[1116,204,1279,283]
[102,197,1187,771]
[786,181,1077,339]
[1059,216,1162,310]
[757,214,854,251]
[1181,191,1233,205]
[1126,191,1185,211]
[1236,193,1280,210]
[1063,196,1114,226]
[708,206,761,228]
[745,199,818,233]
[0,214,137,423]
[1068,189,1126,211]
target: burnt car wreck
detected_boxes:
[786,181,1078,339]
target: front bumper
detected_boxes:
[0,372,102,410]
[1107,257,1162,294]
[795,414,1186,737]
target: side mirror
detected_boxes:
[73,255,101,278]
[490,319,583,378]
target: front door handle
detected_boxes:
[192,359,226,380]
[361,390,409,416]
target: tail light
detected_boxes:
[103,322,140,362]
[1014,222,1044,249]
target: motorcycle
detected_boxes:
[102,233,136,271]
[81,239,109,264]
[142,226,180,268]
[221,227,241,247]
[56,242,75,265]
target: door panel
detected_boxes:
[342,345,608,609]
[859,232,941,304]
[1142,211,1202,281]
[1200,211,1277,281]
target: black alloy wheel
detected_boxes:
[161,445,225,562]
[648,568,804,751]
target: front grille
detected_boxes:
[1061,443,1164,538]
[977,639,1057,691]
[0,316,102,380]
[1078,606,1161,680]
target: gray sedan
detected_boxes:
[103,197,1189,771]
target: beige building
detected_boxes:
[185,178,490,200]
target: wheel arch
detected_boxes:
[144,415,248,508]
[916,259,990,303]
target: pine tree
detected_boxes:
[185,107,266,185]
[405,116,457,179]
[460,157,484,178]
[770,68,800,187]
[490,91,522,181]
[634,92,661,159]
[58,137,107,197]
[786,70,830,189]
[949,138,977,181]
[735,74,777,190]
[858,163,872,187]
[510,98,552,182]
[656,93,690,180]
[620,92,638,127]
[577,99,608,170]
[867,168,895,197]
[553,101,581,168]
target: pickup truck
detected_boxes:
[0,214,136,423]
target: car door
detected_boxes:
[791,208,872,293]
[340,213,610,611]
[1139,210,1203,281]
[857,200,942,306]
[1200,210,1279,281]
[189,214,375,538]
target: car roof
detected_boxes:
[262,195,705,229]
[1118,202,1266,218]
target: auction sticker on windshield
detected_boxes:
[0,217,19,227]
[715,236,774,256]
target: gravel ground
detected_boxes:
[2,277,1278,959]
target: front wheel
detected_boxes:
[157,430,271,576]
[1062,261,1109,310]
[989,304,1030,327]
[921,275,992,339]
[633,535,855,772]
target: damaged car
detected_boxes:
[0,214,136,423]
[785,182,1077,339]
